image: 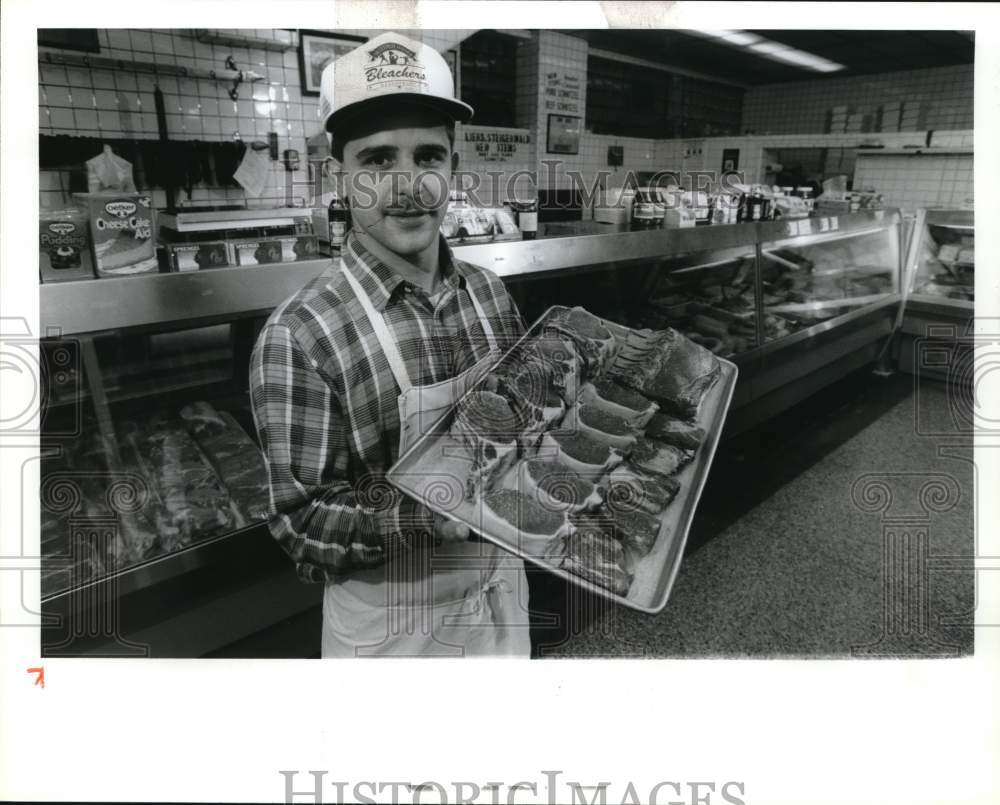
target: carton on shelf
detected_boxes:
[39,208,95,283]
[72,192,158,277]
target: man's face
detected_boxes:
[340,110,455,259]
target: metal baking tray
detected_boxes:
[386,306,738,614]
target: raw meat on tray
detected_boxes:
[578,380,659,428]
[547,517,633,596]
[450,390,522,499]
[544,306,618,376]
[644,412,705,450]
[481,488,572,550]
[541,428,625,480]
[629,437,695,477]
[522,335,581,403]
[604,465,680,516]
[609,327,721,419]
[517,456,604,514]
[492,358,565,442]
[570,402,639,450]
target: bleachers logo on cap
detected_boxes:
[364,41,428,93]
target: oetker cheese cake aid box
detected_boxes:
[72,192,159,277]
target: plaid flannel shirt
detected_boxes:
[250,232,525,582]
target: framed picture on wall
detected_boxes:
[722,148,740,172]
[547,114,581,155]
[298,30,367,96]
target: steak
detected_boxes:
[495,359,565,439]
[550,518,633,596]
[450,391,521,498]
[629,438,695,477]
[610,327,721,419]
[482,488,568,542]
[605,466,679,516]
[545,307,618,376]
[644,412,705,450]
[520,457,604,513]
[578,404,635,436]
[610,507,663,559]
[593,380,652,412]
[577,381,658,429]
[542,429,625,479]
[528,335,581,402]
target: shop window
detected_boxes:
[587,56,744,139]
[587,56,671,139]
[459,30,519,128]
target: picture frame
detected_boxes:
[722,148,740,172]
[297,30,367,97]
[546,113,581,155]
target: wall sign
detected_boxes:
[547,114,581,155]
[542,70,584,116]
[463,129,532,163]
[722,148,740,172]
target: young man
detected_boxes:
[250,32,531,657]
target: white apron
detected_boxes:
[321,260,531,658]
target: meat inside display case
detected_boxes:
[907,209,974,303]
[39,324,268,600]
[758,223,900,341]
[635,244,760,358]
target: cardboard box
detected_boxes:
[232,235,320,266]
[167,241,231,272]
[39,208,95,283]
[73,192,158,277]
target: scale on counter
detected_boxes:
[157,205,315,235]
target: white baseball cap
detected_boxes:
[320,31,474,135]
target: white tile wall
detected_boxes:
[742,64,973,135]
[38,28,476,210]
[853,153,974,213]
[37,29,977,215]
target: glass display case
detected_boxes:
[896,208,975,381]
[38,209,903,655]
[905,208,975,304]
[759,221,899,341]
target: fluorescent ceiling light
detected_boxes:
[700,29,760,46]
[696,29,846,73]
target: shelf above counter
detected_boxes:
[40,210,901,336]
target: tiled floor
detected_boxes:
[533,371,976,658]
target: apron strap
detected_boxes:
[341,260,414,394]
[465,280,499,354]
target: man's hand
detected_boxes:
[434,513,470,544]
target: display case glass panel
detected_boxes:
[39,322,267,600]
[758,221,900,342]
[907,209,974,304]
[638,243,760,359]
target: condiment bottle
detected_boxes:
[514,198,538,240]
[327,194,348,254]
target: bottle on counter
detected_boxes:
[796,187,815,215]
[513,197,538,240]
[630,189,657,229]
[327,194,348,254]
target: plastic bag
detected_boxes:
[86,144,137,192]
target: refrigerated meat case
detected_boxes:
[895,208,975,384]
[38,209,903,656]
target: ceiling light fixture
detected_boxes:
[696,29,846,73]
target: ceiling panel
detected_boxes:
[562,29,974,86]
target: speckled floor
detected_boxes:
[532,372,976,658]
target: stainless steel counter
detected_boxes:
[39,211,899,336]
